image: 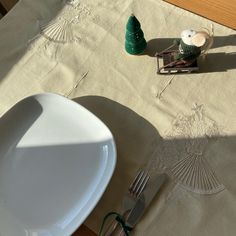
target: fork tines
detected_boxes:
[129,170,150,197]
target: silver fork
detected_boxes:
[103,170,150,236]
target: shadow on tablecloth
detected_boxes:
[145,35,236,57]
[73,96,236,234]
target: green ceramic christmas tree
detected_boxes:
[125,14,147,55]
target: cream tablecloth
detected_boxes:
[0,0,236,235]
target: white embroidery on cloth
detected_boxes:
[156,75,175,100]
[29,0,98,60]
[161,104,224,194]
[40,0,96,43]
[65,70,89,98]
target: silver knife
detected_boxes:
[125,173,167,229]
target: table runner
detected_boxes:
[0,0,236,235]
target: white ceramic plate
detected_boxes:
[0,93,116,236]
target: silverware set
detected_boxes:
[103,170,166,236]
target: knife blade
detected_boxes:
[125,173,167,229]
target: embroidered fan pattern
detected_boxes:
[29,0,98,59]
[40,0,94,43]
[162,104,224,194]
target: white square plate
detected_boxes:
[0,93,116,236]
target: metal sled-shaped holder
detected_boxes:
[156,50,199,74]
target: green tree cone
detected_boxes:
[125,39,147,55]
[125,14,147,55]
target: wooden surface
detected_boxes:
[73,225,97,236]
[164,0,236,30]
[0,2,7,16]
[0,0,18,11]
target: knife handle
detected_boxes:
[104,222,127,236]
[103,218,119,236]
[102,211,131,236]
